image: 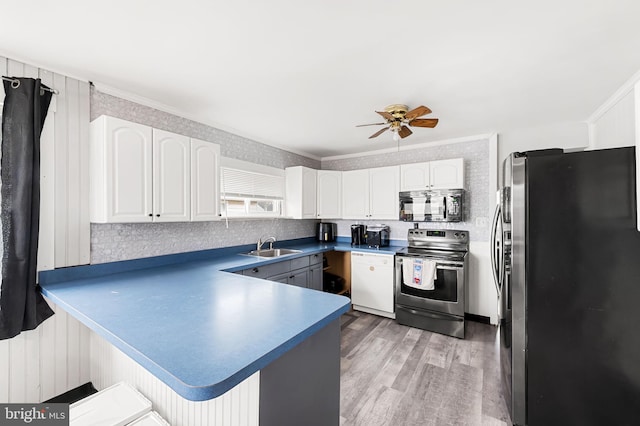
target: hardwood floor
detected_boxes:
[340,310,512,426]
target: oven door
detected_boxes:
[395,255,465,317]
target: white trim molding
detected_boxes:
[92,82,322,162]
[320,133,495,162]
[588,68,640,124]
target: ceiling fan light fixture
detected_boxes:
[392,129,400,142]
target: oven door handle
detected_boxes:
[397,306,463,322]
[397,257,462,270]
[436,265,462,271]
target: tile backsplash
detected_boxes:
[91,220,317,264]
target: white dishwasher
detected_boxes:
[351,252,395,319]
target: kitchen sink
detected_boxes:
[242,248,303,258]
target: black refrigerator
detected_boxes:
[491,147,640,426]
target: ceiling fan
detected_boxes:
[356,104,439,141]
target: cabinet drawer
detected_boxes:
[243,261,289,279]
[308,253,323,266]
[290,256,310,270]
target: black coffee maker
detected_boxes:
[351,224,365,246]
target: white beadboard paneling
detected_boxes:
[90,331,259,426]
[591,90,635,149]
[39,301,58,401]
[8,333,26,402]
[0,55,90,269]
[0,300,90,403]
[38,69,56,271]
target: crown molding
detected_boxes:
[587,68,640,124]
[92,82,322,162]
[320,133,495,162]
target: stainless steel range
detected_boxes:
[395,228,469,338]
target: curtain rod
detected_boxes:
[2,76,59,95]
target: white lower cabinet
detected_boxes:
[351,252,395,318]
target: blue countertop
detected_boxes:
[39,240,401,401]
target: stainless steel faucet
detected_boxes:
[257,236,276,251]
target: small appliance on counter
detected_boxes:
[317,222,337,242]
[365,225,390,248]
[351,224,366,245]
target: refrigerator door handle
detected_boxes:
[490,204,502,295]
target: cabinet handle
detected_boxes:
[156,214,160,217]
[289,275,295,279]
[252,268,259,273]
[148,214,152,217]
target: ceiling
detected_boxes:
[2,1,640,159]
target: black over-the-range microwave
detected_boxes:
[399,189,464,222]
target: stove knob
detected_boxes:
[454,232,459,237]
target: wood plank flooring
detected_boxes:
[340,310,512,426]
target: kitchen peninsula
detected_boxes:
[39,242,355,426]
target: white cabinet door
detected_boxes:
[191,139,221,221]
[341,169,370,219]
[90,116,153,223]
[285,166,317,219]
[317,170,342,219]
[400,162,430,191]
[152,129,191,222]
[430,158,465,189]
[369,166,400,220]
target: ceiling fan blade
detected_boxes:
[409,118,439,128]
[376,110,394,121]
[405,105,432,120]
[369,127,389,139]
[398,125,413,139]
[356,122,387,127]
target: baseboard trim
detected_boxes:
[465,313,491,325]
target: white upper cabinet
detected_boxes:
[430,158,465,189]
[400,162,430,191]
[317,170,342,219]
[342,166,399,220]
[90,116,153,223]
[285,166,317,219]
[190,139,221,221]
[369,166,400,219]
[341,169,370,219]
[152,129,191,222]
[400,158,465,190]
[91,116,220,223]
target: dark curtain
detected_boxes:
[0,77,54,340]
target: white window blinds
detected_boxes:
[220,158,285,218]
[221,168,284,200]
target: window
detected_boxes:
[220,158,285,218]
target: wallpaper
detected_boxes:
[322,138,491,242]
[90,88,318,263]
